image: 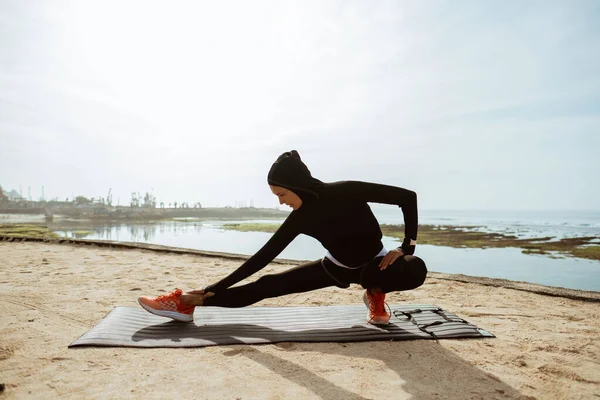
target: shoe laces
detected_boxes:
[156,288,182,302]
[369,292,391,317]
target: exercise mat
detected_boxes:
[69,304,494,348]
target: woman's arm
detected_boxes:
[337,180,418,254]
[203,213,301,294]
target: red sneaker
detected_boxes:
[138,288,195,322]
[363,290,391,325]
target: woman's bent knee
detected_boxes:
[405,255,427,289]
[360,255,428,292]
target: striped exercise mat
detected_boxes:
[69,304,494,348]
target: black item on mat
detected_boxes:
[69,304,494,348]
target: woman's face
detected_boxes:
[270,185,303,210]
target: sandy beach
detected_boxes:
[1,240,599,399]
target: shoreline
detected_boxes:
[2,234,598,302]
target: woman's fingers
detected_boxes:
[186,289,205,295]
[382,256,396,270]
[379,254,394,270]
[379,250,404,270]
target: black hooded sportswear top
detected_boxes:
[204,150,418,294]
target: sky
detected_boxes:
[1,0,599,210]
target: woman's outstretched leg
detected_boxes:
[203,259,339,308]
[138,260,340,321]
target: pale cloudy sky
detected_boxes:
[1,0,599,210]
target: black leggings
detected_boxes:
[203,255,427,308]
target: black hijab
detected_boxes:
[267,150,324,203]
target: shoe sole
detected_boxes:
[138,298,194,322]
[363,291,390,326]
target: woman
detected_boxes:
[138,150,427,325]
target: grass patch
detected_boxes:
[571,246,600,260]
[380,224,520,248]
[220,222,600,261]
[0,224,59,239]
[222,223,280,233]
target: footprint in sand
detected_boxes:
[223,348,257,356]
[0,346,15,361]
[275,342,297,350]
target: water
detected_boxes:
[371,207,600,240]
[418,245,599,291]
[48,213,600,292]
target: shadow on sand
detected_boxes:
[131,321,526,399]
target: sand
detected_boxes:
[1,240,599,399]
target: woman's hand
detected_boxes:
[378,249,404,270]
[180,289,214,306]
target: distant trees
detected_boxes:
[129,191,158,208]
[74,196,92,205]
[130,192,139,207]
[0,186,8,204]
[142,192,156,208]
[157,201,201,209]
[3,186,204,210]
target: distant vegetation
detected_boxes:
[222,223,281,233]
[0,224,58,239]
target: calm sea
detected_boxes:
[40,208,600,292]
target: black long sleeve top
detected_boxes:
[204,180,418,294]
